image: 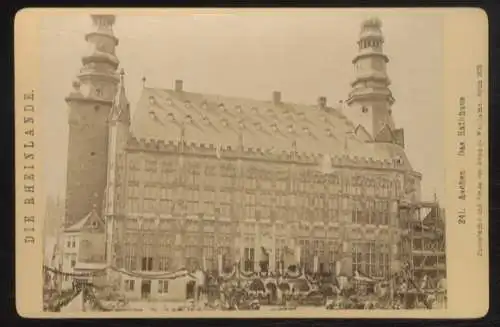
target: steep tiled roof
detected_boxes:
[130,87,412,169]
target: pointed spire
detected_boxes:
[109,68,130,125]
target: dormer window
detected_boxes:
[166,112,175,121]
[254,122,262,130]
[235,105,242,113]
[326,128,333,137]
[95,88,102,97]
[303,127,310,135]
[166,99,173,106]
[218,103,226,111]
[201,101,208,110]
[148,96,155,105]
[238,119,245,129]
[185,114,193,123]
[271,122,279,132]
[362,106,369,113]
[287,124,295,133]
[298,112,305,120]
[221,118,228,127]
[91,221,98,228]
[251,107,258,114]
[184,101,192,109]
[201,115,210,125]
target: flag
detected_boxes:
[216,144,222,159]
[295,246,302,265]
[217,253,223,274]
[258,246,269,263]
[334,260,341,276]
[202,254,207,271]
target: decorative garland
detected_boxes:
[108,266,196,280]
[43,265,106,278]
[43,265,195,281]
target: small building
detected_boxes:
[61,209,106,290]
[118,269,198,301]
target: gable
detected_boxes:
[374,124,396,143]
[82,211,105,232]
[65,209,104,233]
[353,124,373,142]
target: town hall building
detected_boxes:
[61,14,440,299]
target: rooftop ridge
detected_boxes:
[142,86,345,114]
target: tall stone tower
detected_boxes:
[64,14,121,226]
[345,18,403,145]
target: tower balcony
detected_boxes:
[350,73,391,87]
[85,31,119,46]
[82,51,120,69]
[352,51,389,64]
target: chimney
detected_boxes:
[273,91,282,105]
[318,96,327,109]
[175,80,183,92]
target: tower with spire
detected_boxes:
[64,14,122,227]
[345,17,404,146]
[104,68,130,266]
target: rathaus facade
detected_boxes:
[64,14,423,281]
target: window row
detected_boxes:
[352,242,390,277]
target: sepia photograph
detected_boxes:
[15,8,488,318]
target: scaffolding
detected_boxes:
[399,201,446,283]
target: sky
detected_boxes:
[39,9,445,202]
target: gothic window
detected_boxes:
[352,243,363,273]
[377,244,389,277]
[244,247,255,272]
[124,244,136,271]
[159,187,174,212]
[245,193,256,218]
[365,242,376,276]
[143,186,157,213]
[376,201,390,225]
[141,256,153,271]
[351,201,363,224]
[203,235,216,271]
[327,241,338,272]
[246,177,257,189]
[144,160,158,182]
[158,256,169,272]
[158,280,169,293]
[125,280,135,291]
[128,159,140,182]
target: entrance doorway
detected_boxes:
[186,281,196,299]
[141,280,151,300]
